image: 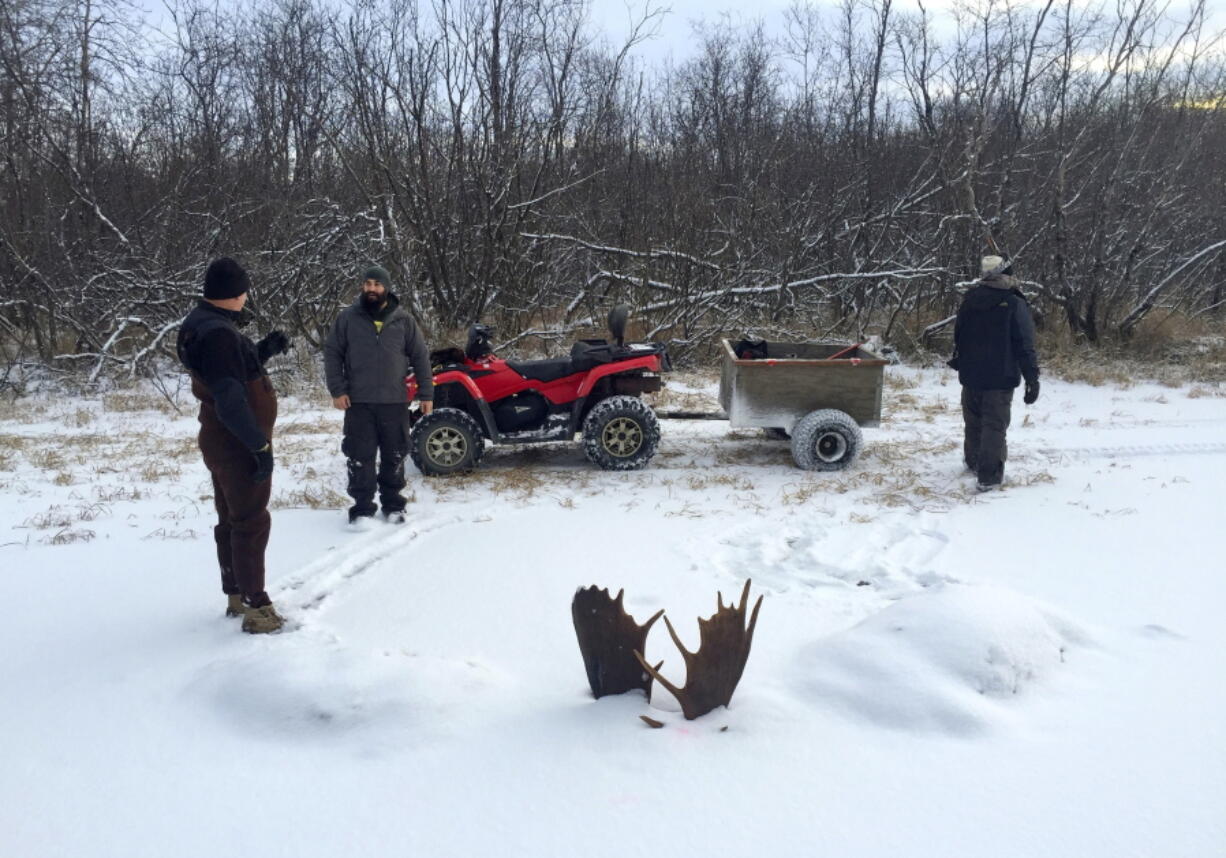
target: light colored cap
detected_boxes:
[981,255,1006,276]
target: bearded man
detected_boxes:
[324,264,434,525]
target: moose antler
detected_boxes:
[572,586,664,698]
[634,580,763,720]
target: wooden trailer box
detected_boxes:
[717,339,887,432]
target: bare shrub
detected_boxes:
[26,448,63,470]
[66,408,95,428]
[41,528,96,546]
[103,392,171,414]
[165,438,200,460]
[1187,386,1226,399]
[142,528,199,541]
[23,506,75,530]
[93,485,142,502]
[270,485,349,510]
[276,417,337,436]
[3,0,1221,379]
[135,461,181,482]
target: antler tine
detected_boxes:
[737,578,752,615]
[661,613,692,659]
[643,608,665,631]
[745,593,764,641]
[634,650,683,699]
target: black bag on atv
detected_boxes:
[430,346,467,368]
[733,336,769,360]
[466,324,494,361]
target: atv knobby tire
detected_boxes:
[410,408,485,476]
[582,395,661,471]
[790,408,862,471]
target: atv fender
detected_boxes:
[426,373,502,442]
[470,398,502,441]
[570,357,664,433]
[414,369,485,402]
[575,355,664,398]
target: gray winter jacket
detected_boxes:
[324,294,434,403]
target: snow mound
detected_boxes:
[183,639,417,745]
[797,585,1090,735]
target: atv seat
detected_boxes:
[506,357,582,383]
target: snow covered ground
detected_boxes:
[1,366,1224,857]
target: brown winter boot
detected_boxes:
[225,594,244,618]
[241,603,285,634]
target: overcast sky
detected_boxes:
[133,0,796,61]
[567,0,1226,72]
[135,0,1224,68]
[587,0,796,62]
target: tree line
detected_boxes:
[1,0,1224,388]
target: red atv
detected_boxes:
[406,307,671,475]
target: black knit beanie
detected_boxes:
[362,264,391,288]
[203,257,251,300]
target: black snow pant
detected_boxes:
[962,386,1013,487]
[343,402,410,518]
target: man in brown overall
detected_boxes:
[176,258,290,633]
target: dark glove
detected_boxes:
[251,444,274,483]
[1023,379,1040,405]
[257,330,291,364]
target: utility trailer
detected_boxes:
[663,339,888,471]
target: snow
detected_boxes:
[1,367,1224,857]
[798,585,1088,735]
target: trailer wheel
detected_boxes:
[410,408,485,476]
[791,409,862,471]
[582,395,660,471]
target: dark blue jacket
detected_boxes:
[176,301,268,451]
[951,277,1040,391]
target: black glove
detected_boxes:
[251,444,274,483]
[1023,379,1040,405]
[257,330,291,364]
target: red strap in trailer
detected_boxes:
[828,342,864,360]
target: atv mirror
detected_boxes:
[608,305,629,347]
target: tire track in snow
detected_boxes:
[273,512,472,621]
[1038,441,1226,460]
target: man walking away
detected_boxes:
[950,255,1041,492]
[324,264,434,525]
[176,257,291,633]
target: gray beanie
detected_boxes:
[361,264,391,288]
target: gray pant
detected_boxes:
[962,387,1013,486]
